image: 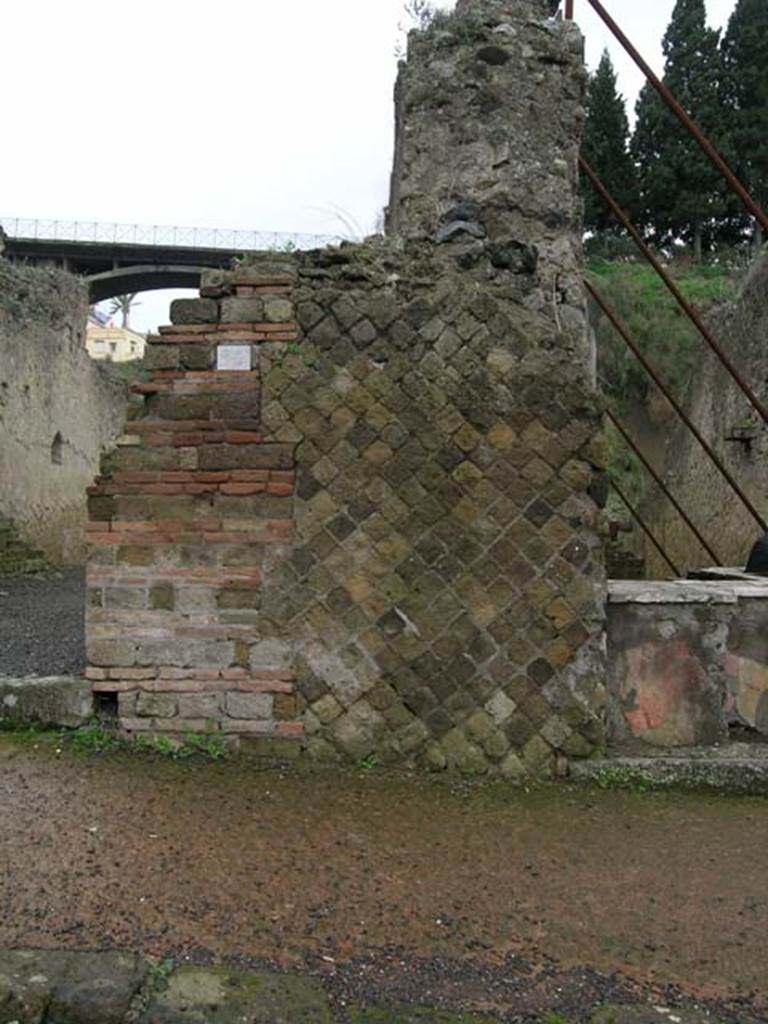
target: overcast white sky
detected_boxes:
[1,0,737,332]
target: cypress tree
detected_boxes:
[631,0,726,259]
[581,50,637,238]
[721,0,768,249]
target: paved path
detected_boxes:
[0,736,765,1021]
[0,948,724,1024]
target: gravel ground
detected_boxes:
[0,569,85,676]
[0,737,765,1022]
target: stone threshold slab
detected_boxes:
[571,753,768,794]
[0,948,715,1024]
[608,578,768,604]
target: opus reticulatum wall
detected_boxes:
[85,0,608,775]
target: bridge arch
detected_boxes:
[87,265,209,303]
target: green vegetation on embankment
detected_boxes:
[587,257,743,509]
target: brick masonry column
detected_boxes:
[85,263,303,753]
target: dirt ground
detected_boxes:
[0,570,85,676]
[0,736,766,1022]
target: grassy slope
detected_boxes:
[587,259,741,510]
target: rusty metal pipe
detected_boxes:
[610,479,681,577]
[582,0,768,233]
[605,407,722,564]
[565,0,574,18]
[587,279,768,532]
[580,157,768,427]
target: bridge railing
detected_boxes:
[0,217,345,252]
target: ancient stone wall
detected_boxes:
[85,0,608,775]
[0,261,127,564]
[642,256,768,577]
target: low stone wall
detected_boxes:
[607,575,768,747]
[0,676,93,729]
[0,261,127,564]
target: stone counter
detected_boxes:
[607,576,768,747]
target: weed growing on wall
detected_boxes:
[66,721,227,761]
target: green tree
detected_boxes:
[581,50,637,237]
[721,0,768,249]
[109,293,141,329]
[631,0,726,259]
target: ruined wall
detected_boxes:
[85,0,608,776]
[0,261,127,564]
[388,0,591,377]
[642,257,768,577]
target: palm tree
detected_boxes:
[109,293,141,329]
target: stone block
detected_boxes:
[177,693,222,719]
[199,444,295,471]
[104,586,146,611]
[217,587,260,610]
[331,701,387,758]
[134,641,189,668]
[225,692,273,719]
[118,691,137,717]
[249,639,293,669]
[150,584,175,611]
[178,343,215,370]
[0,949,147,1024]
[439,727,488,774]
[240,736,304,760]
[200,269,232,297]
[0,676,93,728]
[263,298,294,323]
[312,694,343,724]
[136,691,177,718]
[273,693,299,720]
[170,297,219,324]
[87,639,136,667]
[144,345,180,371]
[117,546,155,567]
[139,965,333,1024]
[220,296,266,323]
[499,751,526,779]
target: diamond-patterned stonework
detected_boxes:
[84,0,607,774]
[250,246,606,775]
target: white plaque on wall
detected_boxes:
[216,344,252,371]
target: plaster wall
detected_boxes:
[608,579,768,747]
[641,257,768,577]
[0,261,127,564]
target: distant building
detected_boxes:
[86,309,145,362]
